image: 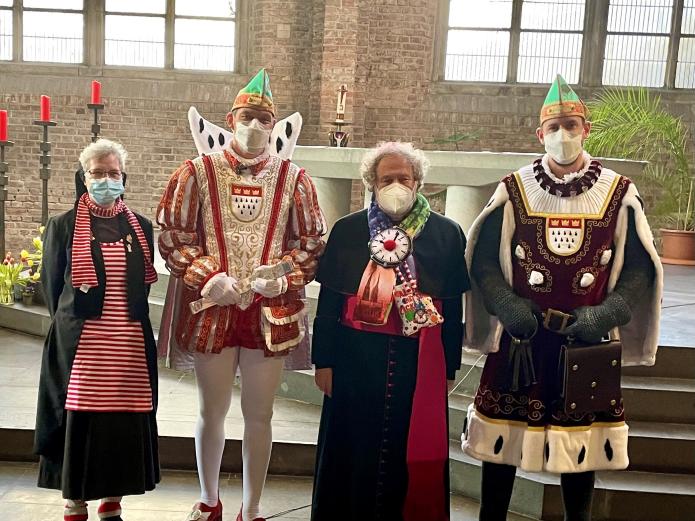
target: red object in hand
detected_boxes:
[0,110,7,141]
[40,95,50,121]
[384,239,397,251]
[91,80,101,104]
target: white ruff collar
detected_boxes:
[540,151,593,184]
[516,163,620,217]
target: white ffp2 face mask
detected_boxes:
[375,182,416,220]
[543,128,583,165]
[234,118,271,155]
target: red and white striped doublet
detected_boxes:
[66,241,153,412]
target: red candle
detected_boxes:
[40,95,50,122]
[0,110,7,141]
[91,80,101,104]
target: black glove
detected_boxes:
[471,206,539,339]
[564,292,631,343]
[484,286,539,339]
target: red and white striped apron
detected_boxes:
[66,241,153,412]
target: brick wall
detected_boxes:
[1,0,695,253]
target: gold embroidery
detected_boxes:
[517,241,553,293]
[475,385,545,422]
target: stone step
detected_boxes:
[449,442,695,521]
[626,421,695,474]
[0,302,51,338]
[622,375,695,424]
[622,344,695,380]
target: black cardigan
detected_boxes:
[34,205,158,459]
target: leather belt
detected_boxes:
[542,308,574,334]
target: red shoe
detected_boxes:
[236,508,266,521]
[185,499,222,521]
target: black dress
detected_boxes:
[35,205,160,500]
[311,209,470,521]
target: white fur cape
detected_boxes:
[464,162,664,367]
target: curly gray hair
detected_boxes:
[79,138,127,172]
[360,141,429,191]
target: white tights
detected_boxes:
[194,347,284,521]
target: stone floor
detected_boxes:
[0,462,532,520]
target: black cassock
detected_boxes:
[311,209,470,521]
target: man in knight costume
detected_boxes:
[157,69,325,521]
[462,74,663,521]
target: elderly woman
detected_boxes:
[311,142,470,521]
[35,139,159,521]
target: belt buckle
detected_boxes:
[543,308,573,334]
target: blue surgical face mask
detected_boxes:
[88,178,124,205]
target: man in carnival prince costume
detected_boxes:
[157,69,325,521]
[462,74,663,521]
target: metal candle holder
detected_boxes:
[0,139,14,256]
[32,119,57,226]
[87,103,104,142]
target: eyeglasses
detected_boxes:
[88,169,123,180]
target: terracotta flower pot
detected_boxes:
[660,229,695,265]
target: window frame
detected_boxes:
[0,2,13,61]
[0,0,246,73]
[438,0,695,90]
[172,2,238,72]
[10,0,86,64]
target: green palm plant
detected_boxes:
[584,88,694,231]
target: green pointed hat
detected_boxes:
[540,74,587,124]
[232,68,275,115]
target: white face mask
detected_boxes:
[543,128,584,165]
[234,118,271,155]
[375,182,416,220]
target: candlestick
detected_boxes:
[87,102,105,143]
[32,119,57,226]
[40,95,51,122]
[0,138,14,257]
[91,80,101,105]
[0,110,7,142]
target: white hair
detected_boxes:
[360,141,429,191]
[79,138,127,171]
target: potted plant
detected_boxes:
[22,284,36,306]
[585,88,695,264]
[0,253,28,306]
[19,225,45,305]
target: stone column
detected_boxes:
[312,177,353,236]
[444,184,497,233]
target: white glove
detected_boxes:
[251,276,288,299]
[201,273,241,306]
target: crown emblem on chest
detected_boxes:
[546,216,584,255]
